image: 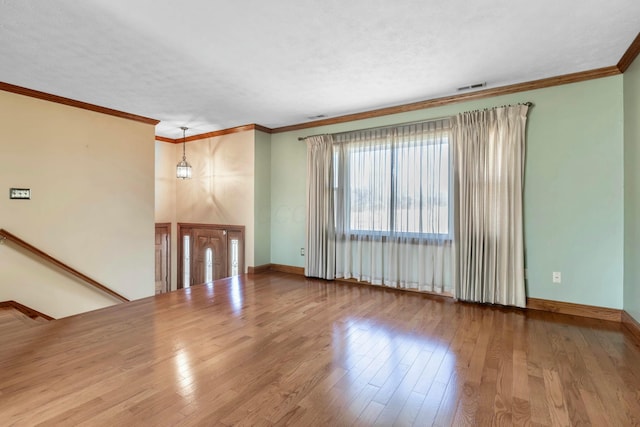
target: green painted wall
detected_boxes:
[624,57,640,320]
[271,76,625,309]
[271,129,307,267]
[254,130,272,266]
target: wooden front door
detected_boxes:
[178,223,245,289]
[193,228,227,284]
[154,223,170,294]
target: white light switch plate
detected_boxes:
[9,188,31,200]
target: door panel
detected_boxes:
[192,228,227,284]
[154,224,170,294]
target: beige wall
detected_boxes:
[0,90,156,318]
[155,141,178,290]
[172,130,256,271]
[155,142,177,223]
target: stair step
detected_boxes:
[0,307,49,337]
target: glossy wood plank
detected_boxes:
[1,272,640,426]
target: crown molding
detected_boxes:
[253,124,273,134]
[155,65,621,141]
[617,32,640,73]
[155,123,271,143]
[270,66,620,133]
[157,32,640,140]
[0,81,159,125]
[5,34,636,140]
[155,135,176,143]
[183,124,257,142]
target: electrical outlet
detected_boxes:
[552,271,561,284]
[300,248,305,256]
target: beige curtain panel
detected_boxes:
[452,104,529,307]
[305,135,336,279]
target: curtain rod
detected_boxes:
[297,115,451,141]
[297,102,533,141]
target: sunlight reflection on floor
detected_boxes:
[335,318,457,420]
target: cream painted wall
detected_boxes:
[0,90,156,318]
[271,76,625,309]
[254,131,271,266]
[174,130,256,271]
[155,141,178,290]
[155,142,177,223]
[624,55,640,322]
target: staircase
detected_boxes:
[0,305,50,338]
[1,228,129,319]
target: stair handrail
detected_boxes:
[0,228,129,302]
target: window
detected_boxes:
[230,239,239,276]
[183,235,190,287]
[335,121,451,239]
[205,248,213,282]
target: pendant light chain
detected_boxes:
[176,126,192,179]
[182,127,187,160]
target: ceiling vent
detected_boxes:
[307,114,327,120]
[457,82,487,91]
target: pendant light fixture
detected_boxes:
[176,126,192,179]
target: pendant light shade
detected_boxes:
[176,126,192,179]
[176,159,192,179]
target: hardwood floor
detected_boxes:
[1,272,639,426]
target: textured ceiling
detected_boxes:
[1,0,639,138]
